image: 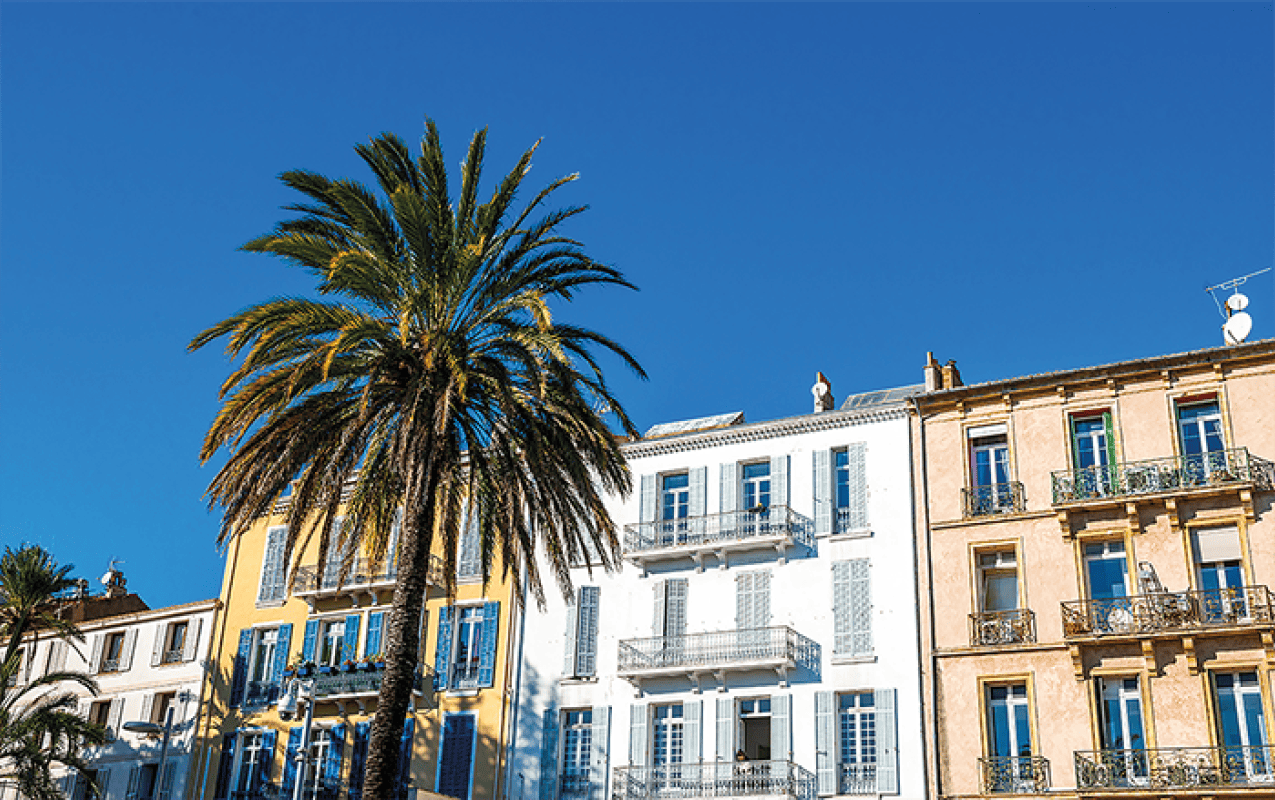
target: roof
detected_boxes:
[839,384,925,412]
[644,411,745,439]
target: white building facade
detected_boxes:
[39,598,220,800]
[508,386,928,800]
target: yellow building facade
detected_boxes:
[912,340,1275,799]
[193,501,521,800]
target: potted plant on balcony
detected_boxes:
[342,659,358,673]
[367,652,386,671]
[318,662,336,675]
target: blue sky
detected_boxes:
[2,3,1271,609]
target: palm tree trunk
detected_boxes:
[364,480,437,800]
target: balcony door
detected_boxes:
[1192,526,1248,623]
[561,709,594,799]
[1215,672,1271,782]
[651,703,685,783]
[660,473,690,546]
[1071,414,1115,497]
[1085,541,1132,633]
[839,692,877,794]
[1098,677,1147,785]
[1178,401,1225,480]
[970,433,1012,512]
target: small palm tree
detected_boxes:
[192,119,643,798]
[0,546,107,800]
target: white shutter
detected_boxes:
[850,559,873,656]
[564,592,580,676]
[184,618,202,662]
[258,525,286,602]
[716,697,734,761]
[832,562,851,654]
[458,510,481,579]
[666,580,688,639]
[629,705,647,767]
[141,694,154,725]
[50,640,67,673]
[107,698,124,737]
[846,443,868,531]
[874,688,898,793]
[815,692,836,795]
[736,572,755,629]
[640,475,657,523]
[97,769,112,799]
[152,624,167,667]
[770,455,788,508]
[590,706,611,800]
[683,700,701,764]
[89,635,104,673]
[653,581,667,637]
[120,628,138,671]
[688,467,707,518]
[756,571,771,628]
[813,449,833,535]
[770,694,790,762]
[719,463,738,513]
[577,587,600,678]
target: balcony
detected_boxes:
[1050,448,1274,510]
[962,482,1027,518]
[1061,586,1275,640]
[243,679,278,707]
[979,756,1050,794]
[613,761,816,800]
[969,609,1037,647]
[622,507,813,571]
[617,627,818,689]
[292,554,443,608]
[310,664,436,709]
[838,764,878,795]
[1075,746,1273,789]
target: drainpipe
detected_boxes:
[499,566,529,800]
[192,534,242,800]
[907,397,942,800]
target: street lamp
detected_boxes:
[277,678,316,800]
[123,706,174,800]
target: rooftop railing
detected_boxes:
[1075,746,1273,789]
[617,626,819,677]
[1051,448,1275,505]
[613,761,816,800]
[1061,586,1274,639]
[969,609,1036,647]
[622,507,812,555]
[962,482,1026,518]
[979,756,1050,794]
[293,554,443,595]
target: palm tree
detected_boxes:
[191,119,644,799]
[0,546,107,800]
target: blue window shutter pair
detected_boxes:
[269,624,292,703]
[302,620,319,663]
[477,601,500,687]
[364,612,384,658]
[437,715,475,800]
[342,614,361,663]
[348,722,371,800]
[434,607,455,688]
[229,629,253,707]
[397,717,415,800]
[255,730,277,796]
[540,708,559,800]
[212,733,236,800]
[281,727,302,798]
[324,724,346,795]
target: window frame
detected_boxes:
[230,730,268,799]
[162,621,188,665]
[650,703,685,767]
[740,462,771,513]
[837,691,878,788]
[450,605,487,690]
[973,546,1021,614]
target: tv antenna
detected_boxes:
[1205,268,1269,345]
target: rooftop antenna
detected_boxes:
[1205,268,1269,345]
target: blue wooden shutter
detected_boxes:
[255,730,277,796]
[874,689,898,793]
[342,614,361,663]
[770,694,790,762]
[212,733,236,800]
[270,624,292,703]
[815,692,836,795]
[683,700,701,763]
[281,727,302,798]
[639,475,657,523]
[302,620,319,663]
[770,455,789,508]
[434,607,454,688]
[590,706,610,800]
[846,443,868,531]
[719,463,738,513]
[577,587,600,677]
[325,724,346,796]
[348,722,370,800]
[540,708,559,800]
[629,705,647,767]
[688,467,707,517]
[364,612,384,658]
[477,601,500,687]
[813,450,833,535]
[229,629,253,707]
[437,715,473,800]
[850,559,873,656]
[396,717,415,800]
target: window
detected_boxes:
[434,603,499,691]
[1177,400,1226,479]
[150,691,176,726]
[1070,413,1116,497]
[738,698,772,760]
[815,445,867,535]
[978,552,1019,613]
[230,624,292,708]
[453,607,484,688]
[967,424,1016,515]
[317,619,346,667]
[1084,540,1132,633]
[832,560,872,657]
[232,732,270,799]
[127,763,159,800]
[1214,672,1271,781]
[985,683,1037,793]
[741,463,771,513]
[1192,525,1249,622]
[839,693,876,794]
[299,729,341,800]
[662,473,690,522]
[102,633,125,672]
[653,579,688,640]
[564,586,600,678]
[560,709,593,797]
[651,704,685,767]
[162,622,187,664]
[1097,677,1147,785]
[720,458,787,521]
[89,699,112,728]
[257,526,287,603]
[817,690,896,795]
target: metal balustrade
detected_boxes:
[1075,746,1274,789]
[1061,586,1274,638]
[311,665,436,707]
[613,761,816,800]
[558,774,596,800]
[293,554,443,595]
[161,648,183,664]
[979,756,1050,794]
[100,659,120,673]
[243,679,276,707]
[969,609,1036,646]
[1051,447,1275,505]
[962,482,1026,517]
[617,627,819,678]
[838,764,878,795]
[622,507,813,556]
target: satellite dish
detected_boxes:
[1227,292,1249,311]
[1223,312,1252,345]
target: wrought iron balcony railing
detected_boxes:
[1076,745,1274,789]
[617,626,819,680]
[962,482,1026,518]
[312,664,436,707]
[243,679,277,707]
[838,763,878,795]
[622,507,813,556]
[969,609,1036,647]
[161,648,183,664]
[1061,585,1275,639]
[979,755,1050,794]
[293,554,443,596]
[1051,447,1275,505]
[613,761,816,800]
[558,774,597,800]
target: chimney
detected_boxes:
[923,352,942,391]
[812,372,835,412]
[942,360,963,388]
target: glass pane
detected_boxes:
[1242,693,1266,747]
[984,573,1018,612]
[1088,556,1128,600]
[989,703,1012,758]
[1012,704,1032,757]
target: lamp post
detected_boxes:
[122,705,174,800]
[278,678,316,800]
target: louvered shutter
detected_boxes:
[477,601,500,687]
[640,475,657,523]
[437,715,475,800]
[813,450,833,535]
[434,607,454,688]
[89,635,104,674]
[119,628,137,671]
[302,620,319,663]
[324,725,345,796]
[212,733,236,800]
[271,624,292,703]
[349,722,370,800]
[459,510,481,579]
[564,593,580,676]
[577,587,600,677]
[281,727,302,798]
[771,455,789,508]
[688,467,708,517]
[323,523,345,587]
[152,624,167,667]
[590,706,610,800]
[141,694,154,725]
[832,562,851,653]
[653,581,667,637]
[666,579,688,639]
[770,694,791,762]
[126,766,140,800]
[540,709,559,800]
[396,717,415,800]
[736,572,755,630]
[51,640,66,672]
[720,463,739,513]
[259,526,286,602]
[874,689,898,793]
[629,705,647,767]
[183,618,202,662]
[815,692,836,795]
[107,698,123,738]
[716,697,734,761]
[259,729,277,794]
[684,700,701,763]
[364,612,384,658]
[846,443,868,531]
[850,559,873,656]
[342,614,361,663]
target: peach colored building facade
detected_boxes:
[911,340,1275,799]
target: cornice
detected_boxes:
[623,406,908,458]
